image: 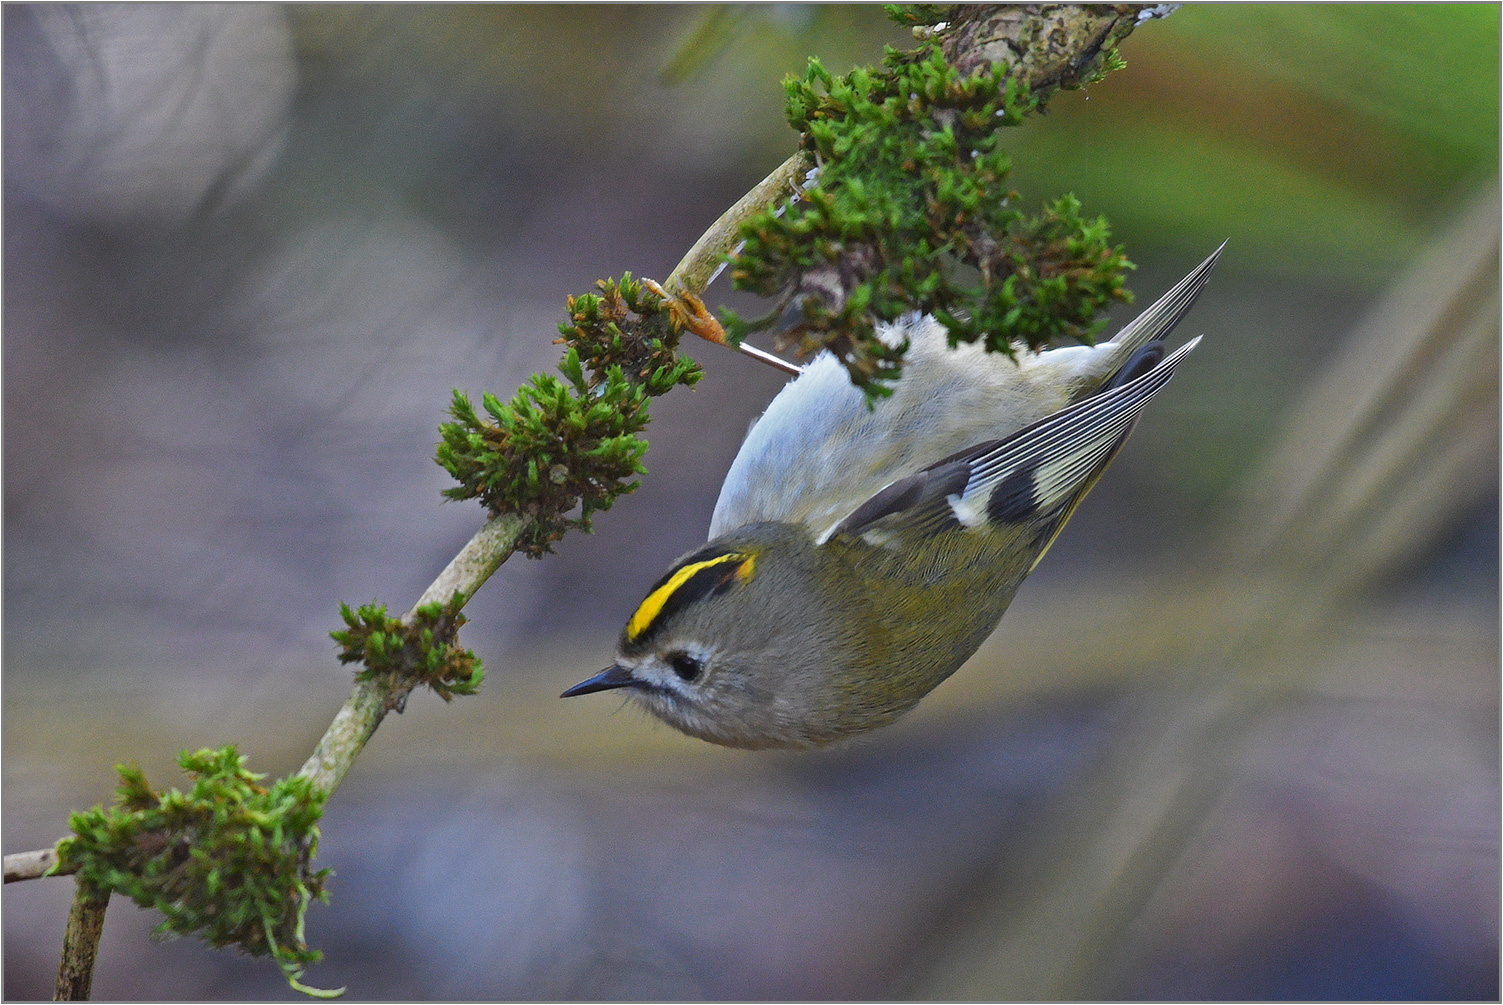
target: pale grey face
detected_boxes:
[613,642,775,748]
[611,602,832,750]
[560,631,816,750]
[612,640,723,734]
[560,525,845,750]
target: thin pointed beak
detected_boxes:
[560,664,637,698]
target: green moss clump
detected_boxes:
[437,275,701,556]
[726,41,1133,399]
[56,748,337,997]
[331,595,482,701]
[555,273,703,395]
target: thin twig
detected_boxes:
[663,151,813,298]
[295,514,525,796]
[54,881,110,1001]
[405,514,524,617]
[649,152,814,376]
[5,847,61,883]
[294,677,398,797]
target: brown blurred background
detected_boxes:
[4,5,1498,999]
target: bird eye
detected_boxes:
[668,651,704,683]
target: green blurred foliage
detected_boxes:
[1000,3,1499,281]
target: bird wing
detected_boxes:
[826,336,1203,562]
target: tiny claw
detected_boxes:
[677,291,732,346]
[642,278,731,346]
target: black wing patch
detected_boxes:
[821,244,1222,549]
[1098,341,1165,392]
[986,458,1042,524]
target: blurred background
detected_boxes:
[4,4,1497,999]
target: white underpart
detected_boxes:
[709,316,1134,539]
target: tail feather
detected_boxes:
[1110,242,1225,354]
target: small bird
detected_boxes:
[563,247,1222,749]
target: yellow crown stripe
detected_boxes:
[627,552,746,641]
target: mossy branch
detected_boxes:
[298,270,709,812]
[715,4,1151,398]
[436,273,702,557]
[661,5,1154,334]
[332,596,484,702]
[53,748,338,997]
[22,271,707,998]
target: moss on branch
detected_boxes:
[331,595,483,702]
[436,275,701,556]
[55,748,337,997]
[717,4,1141,399]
